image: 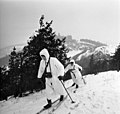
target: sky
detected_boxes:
[0,0,120,49]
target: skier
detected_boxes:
[37,48,66,109]
[64,59,83,88]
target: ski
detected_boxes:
[67,85,77,93]
[36,85,74,114]
[36,97,60,114]
[48,95,68,114]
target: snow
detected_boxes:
[76,50,91,61]
[67,50,82,58]
[94,46,116,56]
[74,45,116,61]
[0,71,120,114]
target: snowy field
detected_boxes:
[0,71,120,114]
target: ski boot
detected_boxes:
[76,84,79,89]
[60,95,64,101]
[44,99,52,109]
[71,83,76,87]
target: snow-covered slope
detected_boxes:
[94,45,116,56]
[0,71,120,114]
[67,50,82,58]
[73,45,116,62]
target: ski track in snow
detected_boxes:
[0,71,120,114]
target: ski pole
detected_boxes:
[60,80,75,103]
[82,76,86,84]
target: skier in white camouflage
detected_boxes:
[65,59,83,88]
[37,48,66,109]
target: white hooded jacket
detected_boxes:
[38,48,64,79]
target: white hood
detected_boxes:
[40,48,50,62]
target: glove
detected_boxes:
[58,76,63,80]
[79,68,82,72]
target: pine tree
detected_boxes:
[8,47,24,97]
[20,15,69,90]
[26,15,68,64]
[112,44,120,71]
[0,66,9,100]
[89,54,94,74]
[8,47,18,96]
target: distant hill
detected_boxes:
[72,45,116,75]
[80,39,107,47]
[0,55,9,67]
[0,43,26,67]
[56,34,107,51]
[0,43,26,58]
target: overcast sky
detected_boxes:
[0,0,120,49]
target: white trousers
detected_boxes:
[45,78,66,99]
